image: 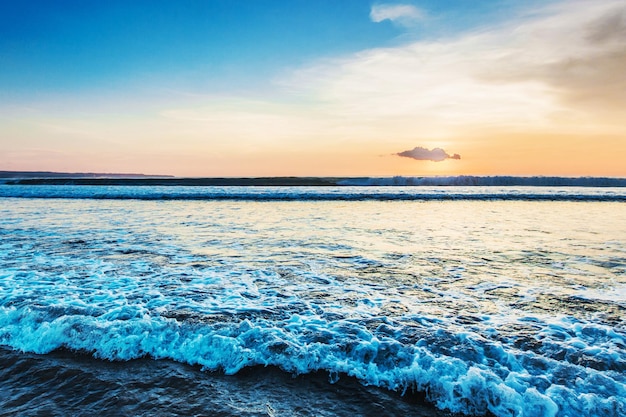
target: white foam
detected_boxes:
[1,304,625,416]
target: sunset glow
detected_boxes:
[1,0,625,176]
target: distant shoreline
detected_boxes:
[0,171,173,179]
[1,172,625,187]
[2,177,340,186]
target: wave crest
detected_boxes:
[2,306,624,416]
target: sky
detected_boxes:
[1,0,625,177]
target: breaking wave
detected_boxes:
[1,303,624,417]
[0,184,625,201]
[337,176,626,187]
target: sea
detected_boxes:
[0,181,624,417]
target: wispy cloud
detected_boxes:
[283,0,626,138]
[397,146,460,162]
[476,1,626,115]
[370,4,426,27]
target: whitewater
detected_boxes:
[0,185,624,416]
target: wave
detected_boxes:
[337,176,626,187]
[1,184,625,202]
[1,305,624,416]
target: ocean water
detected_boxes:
[0,185,624,416]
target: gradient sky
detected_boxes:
[1,0,625,176]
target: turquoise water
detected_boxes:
[0,186,625,416]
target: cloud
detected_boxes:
[281,0,626,140]
[396,146,460,162]
[477,1,626,114]
[370,4,425,26]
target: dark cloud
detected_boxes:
[396,146,461,162]
[480,6,626,112]
[586,8,626,44]
[546,46,626,108]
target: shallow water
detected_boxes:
[0,187,625,416]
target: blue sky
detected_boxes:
[1,1,386,95]
[1,1,625,176]
[1,0,509,97]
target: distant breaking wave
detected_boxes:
[0,184,625,202]
[337,176,626,187]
